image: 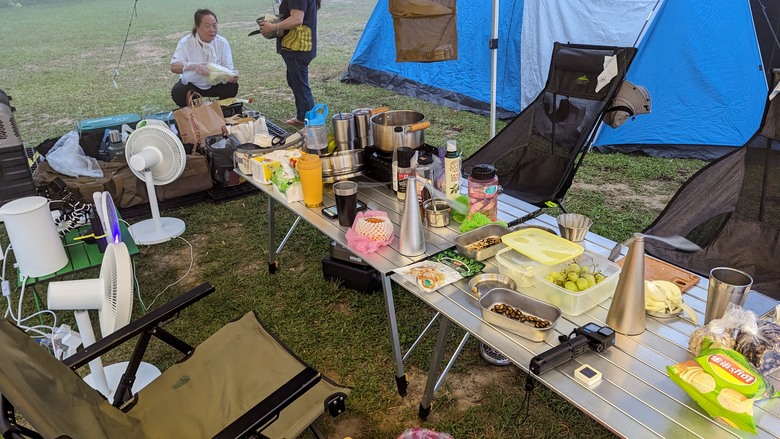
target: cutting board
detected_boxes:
[615,254,700,292]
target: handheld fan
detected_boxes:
[125,126,187,245]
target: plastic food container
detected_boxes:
[495,247,539,288]
[479,287,561,342]
[501,228,584,265]
[454,224,511,261]
[530,251,621,315]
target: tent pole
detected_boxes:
[490,0,499,139]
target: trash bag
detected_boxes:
[45,130,103,178]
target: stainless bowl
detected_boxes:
[454,224,511,261]
[468,273,517,298]
[557,213,593,242]
[479,288,561,342]
[423,198,451,227]
[321,149,364,177]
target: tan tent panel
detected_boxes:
[389,0,458,62]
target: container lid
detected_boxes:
[396,147,413,167]
[501,228,584,265]
[446,140,457,152]
[470,164,496,180]
[417,151,433,165]
[304,103,328,126]
[496,247,539,274]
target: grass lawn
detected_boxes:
[0,1,705,437]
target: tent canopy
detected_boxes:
[343,0,780,159]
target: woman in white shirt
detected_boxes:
[170,9,239,108]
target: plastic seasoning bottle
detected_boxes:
[467,164,499,221]
[415,151,434,204]
[443,140,461,200]
[396,147,414,201]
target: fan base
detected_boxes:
[84,361,161,399]
[129,217,186,245]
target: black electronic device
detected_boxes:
[321,200,367,219]
[528,322,615,376]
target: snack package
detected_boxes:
[397,250,484,293]
[668,345,778,433]
[688,304,747,355]
[736,318,780,377]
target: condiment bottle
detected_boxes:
[443,140,461,199]
[396,147,413,201]
[467,164,499,221]
[415,151,434,205]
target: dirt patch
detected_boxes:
[573,181,670,211]
[330,416,367,438]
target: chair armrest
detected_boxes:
[64,282,215,369]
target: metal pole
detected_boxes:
[489,0,500,139]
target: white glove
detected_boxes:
[184,62,210,76]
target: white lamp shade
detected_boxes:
[0,196,67,277]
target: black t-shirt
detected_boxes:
[277,0,318,56]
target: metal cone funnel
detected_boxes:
[399,177,425,256]
[606,233,646,335]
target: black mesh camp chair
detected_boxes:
[643,71,780,299]
[463,42,637,214]
[0,283,349,439]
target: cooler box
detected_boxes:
[76,113,141,133]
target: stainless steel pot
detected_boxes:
[370,110,430,153]
[321,149,364,182]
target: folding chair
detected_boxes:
[463,42,638,215]
[0,283,349,439]
[644,70,780,299]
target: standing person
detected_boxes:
[170,9,239,108]
[260,0,319,127]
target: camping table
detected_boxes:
[236,170,482,396]
[392,195,780,438]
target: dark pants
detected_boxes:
[171,80,239,108]
[281,50,315,121]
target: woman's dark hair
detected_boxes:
[191,9,218,35]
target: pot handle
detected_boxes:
[370,106,389,115]
[408,121,431,132]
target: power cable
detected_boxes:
[113,0,140,90]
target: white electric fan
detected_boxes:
[124,125,187,245]
[47,241,159,399]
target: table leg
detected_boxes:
[381,273,408,397]
[267,197,277,273]
[419,317,453,421]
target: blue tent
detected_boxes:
[343,0,780,159]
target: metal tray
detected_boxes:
[454,224,511,261]
[478,288,561,342]
[468,273,517,298]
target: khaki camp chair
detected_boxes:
[0,283,349,439]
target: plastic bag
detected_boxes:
[206,62,237,85]
[736,318,780,376]
[46,131,103,178]
[689,306,742,356]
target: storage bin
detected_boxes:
[495,247,539,288]
[528,251,621,315]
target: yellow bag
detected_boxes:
[281,25,313,51]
